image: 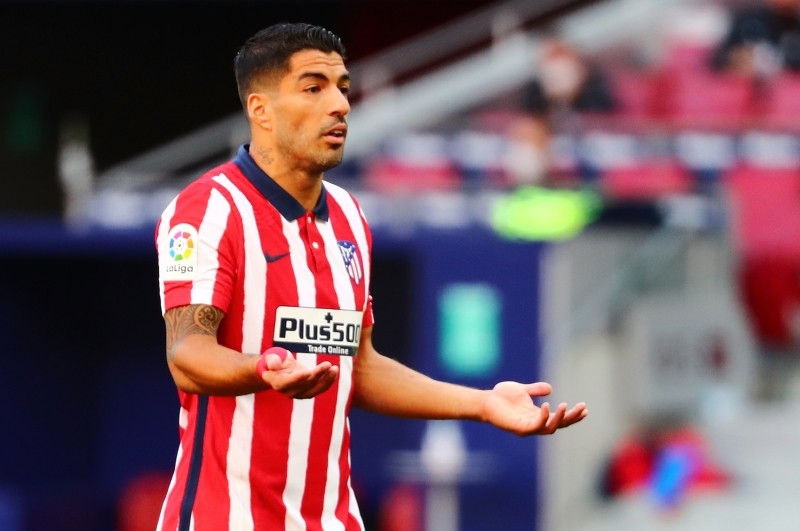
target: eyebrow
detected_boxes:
[297,72,351,84]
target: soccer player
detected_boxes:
[154,22,588,531]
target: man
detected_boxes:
[711,0,800,76]
[154,22,587,531]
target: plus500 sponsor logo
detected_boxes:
[274,306,362,352]
[279,317,361,343]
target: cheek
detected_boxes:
[278,112,312,142]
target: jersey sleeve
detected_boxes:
[362,294,375,328]
[155,181,238,315]
[354,193,375,329]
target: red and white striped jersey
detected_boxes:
[154,145,374,531]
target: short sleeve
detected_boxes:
[156,182,238,315]
[362,294,375,328]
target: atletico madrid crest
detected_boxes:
[337,240,362,285]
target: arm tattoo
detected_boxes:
[164,304,224,360]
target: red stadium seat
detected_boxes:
[600,160,693,200]
[655,71,756,129]
[723,164,800,258]
[662,42,715,73]
[724,165,800,347]
[605,68,658,125]
[760,72,800,130]
[363,156,462,193]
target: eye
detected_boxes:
[305,85,321,94]
[339,86,351,98]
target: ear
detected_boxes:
[247,92,272,131]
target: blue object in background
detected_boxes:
[650,443,700,509]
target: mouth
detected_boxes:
[324,124,347,144]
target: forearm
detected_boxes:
[169,333,265,396]
[164,304,266,396]
[352,348,488,421]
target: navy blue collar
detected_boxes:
[233,144,329,221]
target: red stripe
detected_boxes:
[250,392,295,528]
[327,198,369,318]
[301,373,341,530]
[335,399,355,528]
[157,393,199,531]
[299,212,342,527]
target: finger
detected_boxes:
[275,362,336,397]
[544,403,567,433]
[531,401,551,432]
[295,366,339,398]
[560,404,588,427]
[523,382,553,398]
[265,361,317,390]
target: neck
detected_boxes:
[249,143,323,212]
[277,171,323,212]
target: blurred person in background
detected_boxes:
[501,111,552,187]
[711,0,800,77]
[521,35,618,121]
[154,22,588,531]
[500,35,617,188]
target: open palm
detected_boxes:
[481,381,588,436]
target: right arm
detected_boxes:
[165,304,338,397]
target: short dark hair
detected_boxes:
[234,22,347,108]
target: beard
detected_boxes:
[275,127,345,174]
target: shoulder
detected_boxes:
[324,180,362,210]
[170,162,248,206]
[156,162,248,232]
[191,161,244,193]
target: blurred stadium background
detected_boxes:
[2,0,800,529]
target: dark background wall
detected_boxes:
[0,230,416,531]
[0,0,497,215]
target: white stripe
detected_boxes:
[282,216,315,531]
[284,216,316,308]
[324,183,371,311]
[213,173,265,531]
[157,195,179,314]
[318,221,356,311]
[156,435,184,531]
[350,256,362,285]
[317,189,364,529]
[319,356,352,531]
[346,418,366,530]
[191,188,230,305]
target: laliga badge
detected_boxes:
[161,223,199,281]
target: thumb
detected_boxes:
[264,347,293,370]
[523,382,553,397]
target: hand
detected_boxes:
[260,350,339,399]
[481,381,587,436]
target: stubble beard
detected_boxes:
[276,130,345,176]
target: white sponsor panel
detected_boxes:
[273,306,362,356]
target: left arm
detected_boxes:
[351,326,588,436]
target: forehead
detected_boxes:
[286,49,348,79]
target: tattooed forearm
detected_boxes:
[164,304,224,359]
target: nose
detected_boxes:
[329,88,350,117]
